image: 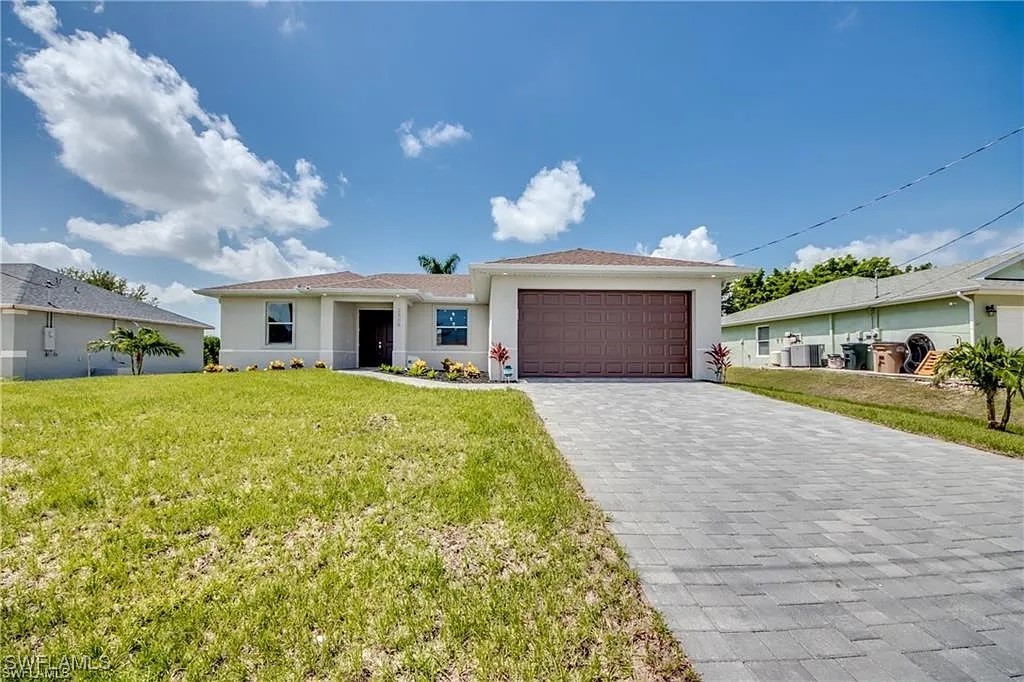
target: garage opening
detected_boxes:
[517,290,691,378]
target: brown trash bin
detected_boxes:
[871,342,908,374]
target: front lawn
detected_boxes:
[727,367,1024,458]
[1,372,693,680]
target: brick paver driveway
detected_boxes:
[523,380,1023,682]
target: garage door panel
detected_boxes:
[518,289,691,378]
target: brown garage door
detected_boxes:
[518,290,691,378]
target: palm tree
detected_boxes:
[417,253,460,274]
[934,338,1021,430]
[86,326,184,375]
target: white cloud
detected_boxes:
[490,161,595,243]
[93,1,104,14]
[1,237,96,270]
[12,0,60,42]
[636,226,732,264]
[791,230,963,270]
[10,1,339,281]
[397,120,470,158]
[128,280,219,328]
[279,15,305,36]
[338,171,349,197]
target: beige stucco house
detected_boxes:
[197,248,753,380]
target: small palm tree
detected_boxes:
[86,326,184,375]
[934,338,1021,430]
[417,253,460,274]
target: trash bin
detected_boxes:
[841,342,869,370]
[780,346,791,368]
[827,354,845,370]
[871,342,908,374]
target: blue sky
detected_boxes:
[2,1,1021,329]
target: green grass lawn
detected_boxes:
[1,372,693,680]
[727,367,1024,458]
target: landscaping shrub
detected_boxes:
[290,357,305,369]
[202,363,224,373]
[935,338,1024,430]
[203,335,220,365]
[463,362,481,379]
[267,360,286,371]
[246,364,260,372]
[408,359,429,377]
[705,342,732,383]
[314,360,329,369]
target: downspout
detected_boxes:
[955,291,975,344]
[828,313,835,354]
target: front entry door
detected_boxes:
[358,310,394,367]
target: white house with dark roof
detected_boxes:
[196,248,753,380]
[1,263,212,379]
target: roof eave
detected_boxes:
[721,285,988,328]
[470,262,755,278]
[4,304,213,330]
[196,287,422,298]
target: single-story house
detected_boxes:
[1,263,212,379]
[196,248,753,380]
[722,251,1024,369]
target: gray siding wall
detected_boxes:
[2,310,203,379]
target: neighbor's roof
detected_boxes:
[722,252,1024,327]
[487,247,729,268]
[197,270,473,298]
[1,263,212,329]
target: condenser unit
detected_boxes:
[789,343,825,367]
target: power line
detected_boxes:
[886,234,1024,303]
[718,125,1024,263]
[894,202,1024,268]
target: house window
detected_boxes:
[267,302,294,344]
[756,325,770,356]
[436,308,468,346]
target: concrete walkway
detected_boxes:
[523,381,1024,682]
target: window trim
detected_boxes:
[434,306,469,348]
[266,300,296,346]
[755,325,770,357]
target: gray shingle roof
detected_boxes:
[1,263,212,329]
[722,252,1024,327]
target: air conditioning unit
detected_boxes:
[789,344,826,367]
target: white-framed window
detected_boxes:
[756,325,770,356]
[266,301,295,345]
[436,308,468,346]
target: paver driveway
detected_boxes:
[523,380,1024,682]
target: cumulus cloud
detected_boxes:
[10,0,340,281]
[0,237,95,270]
[93,1,104,14]
[12,0,59,42]
[790,230,966,270]
[397,120,470,158]
[490,161,595,243]
[636,226,732,264]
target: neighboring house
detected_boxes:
[722,251,1024,368]
[1,263,211,379]
[196,248,753,380]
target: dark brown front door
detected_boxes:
[517,290,691,378]
[358,309,393,367]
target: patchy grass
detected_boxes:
[1,372,694,680]
[727,367,1024,458]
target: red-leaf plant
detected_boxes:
[489,342,511,377]
[705,342,732,383]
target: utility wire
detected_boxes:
[884,234,1024,303]
[718,125,1024,263]
[895,201,1024,268]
